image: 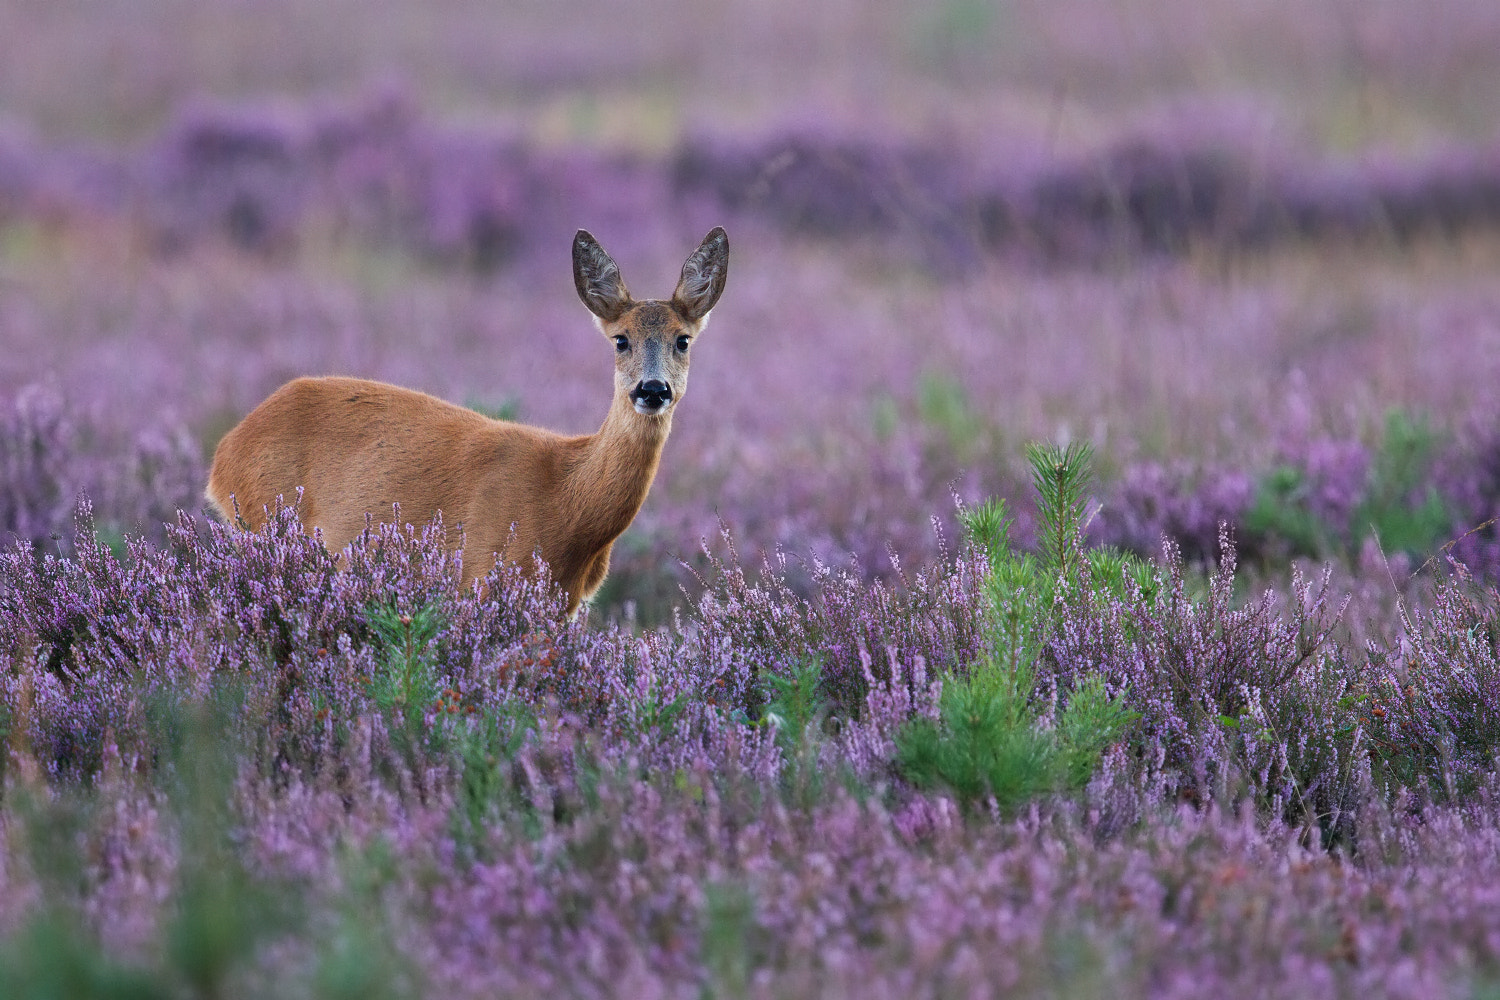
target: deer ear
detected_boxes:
[672,227,728,323]
[573,230,631,322]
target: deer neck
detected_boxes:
[569,392,673,547]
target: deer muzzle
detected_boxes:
[630,379,673,415]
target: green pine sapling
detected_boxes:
[896,442,1142,812]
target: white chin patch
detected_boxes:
[633,399,673,416]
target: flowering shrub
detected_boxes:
[2,515,1500,1000]
[0,384,202,553]
[1363,574,1500,802]
[0,383,80,549]
[8,95,1500,271]
[1100,410,1500,584]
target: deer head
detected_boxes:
[573,227,729,416]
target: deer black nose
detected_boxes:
[630,379,673,410]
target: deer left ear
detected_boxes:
[671,227,728,323]
[574,230,632,322]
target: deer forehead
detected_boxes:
[615,302,689,337]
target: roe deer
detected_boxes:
[205,227,728,614]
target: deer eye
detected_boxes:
[614,335,630,353]
[675,335,691,353]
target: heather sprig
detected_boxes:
[1364,573,1500,803]
[0,384,203,554]
[1051,527,1353,825]
[1245,411,1451,564]
[684,522,987,718]
[1109,410,1475,579]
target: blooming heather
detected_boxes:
[0,501,1499,994]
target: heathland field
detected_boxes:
[5,2,1500,996]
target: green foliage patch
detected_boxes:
[896,442,1140,812]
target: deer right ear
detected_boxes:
[573,230,632,322]
[672,226,729,323]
